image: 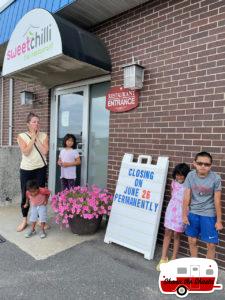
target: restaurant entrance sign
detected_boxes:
[106,86,139,112]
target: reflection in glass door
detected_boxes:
[55,92,82,192]
[88,82,110,188]
[54,87,88,193]
[49,81,110,193]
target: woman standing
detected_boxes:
[17,112,49,232]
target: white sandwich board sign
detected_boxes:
[104,153,169,260]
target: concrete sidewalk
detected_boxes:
[0,204,225,300]
[0,205,102,260]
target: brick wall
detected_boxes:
[0,77,50,203]
[13,80,50,144]
[94,0,225,268]
[1,0,225,268]
[2,77,9,145]
[1,78,50,146]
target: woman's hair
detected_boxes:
[26,179,39,191]
[26,112,39,123]
[62,133,77,149]
[172,163,190,179]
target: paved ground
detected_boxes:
[0,205,225,300]
[0,205,100,259]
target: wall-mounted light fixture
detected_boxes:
[20,90,35,105]
[122,59,144,90]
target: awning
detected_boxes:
[0,1,76,46]
[2,8,111,88]
[57,0,150,29]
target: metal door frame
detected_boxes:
[48,75,111,193]
[49,85,89,192]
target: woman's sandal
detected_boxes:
[16,222,28,232]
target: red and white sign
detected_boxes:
[106,86,139,112]
[159,258,223,298]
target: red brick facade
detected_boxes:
[93,0,225,268]
[1,0,225,268]
[1,78,50,145]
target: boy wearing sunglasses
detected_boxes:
[183,151,223,259]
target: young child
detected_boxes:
[156,163,190,271]
[24,180,50,239]
[183,151,223,259]
[58,133,81,191]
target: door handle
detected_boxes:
[77,143,84,156]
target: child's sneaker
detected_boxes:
[156,258,168,271]
[37,222,51,230]
[39,230,46,239]
[44,223,51,230]
[25,229,36,238]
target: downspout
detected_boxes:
[9,78,13,146]
[0,76,3,147]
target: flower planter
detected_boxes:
[51,185,112,233]
[68,215,102,235]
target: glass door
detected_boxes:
[50,86,89,193]
[49,81,110,193]
[88,82,110,188]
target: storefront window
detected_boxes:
[88,82,110,188]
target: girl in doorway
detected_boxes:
[58,133,81,190]
[156,163,190,271]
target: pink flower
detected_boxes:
[51,185,113,228]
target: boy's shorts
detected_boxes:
[185,212,219,244]
[30,205,47,223]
